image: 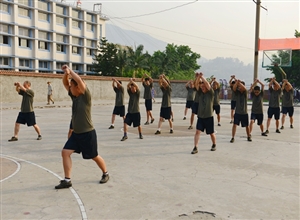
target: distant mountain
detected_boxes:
[105,24,273,85]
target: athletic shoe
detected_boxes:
[247,136,252,142]
[155,130,161,135]
[37,135,42,140]
[151,118,155,123]
[183,117,186,120]
[276,129,281,133]
[265,130,269,134]
[108,125,114,129]
[191,146,198,154]
[8,136,18,142]
[120,136,128,141]
[280,126,284,130]
[261,132,268,136]
[290,125,293,129]
[99,173,109,184]
[55,180,72,189]
[230,138,234,143]
[211,144,216,151]
[144,121,150,125]
[218,123,221,126]
[188,126,193,129]
[139,134,143,139]
[170,129,173,134]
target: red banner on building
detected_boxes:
[258,38,300,51]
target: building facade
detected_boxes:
[0,0,107,74]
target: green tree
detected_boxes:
[115,45,129,76]
[127,45,149,78]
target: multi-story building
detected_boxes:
[0,0,107,74]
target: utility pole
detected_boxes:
[253,0,261,81]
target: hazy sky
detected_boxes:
[79,0,299,65]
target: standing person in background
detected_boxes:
[264,77,281,134]
[108,78,125,129]
[190,73,200,130]
[8,81,42,142]
[191,72,216,154]
[121,78,143,141]
[230,79,252,143]
[142,73,155,125]
[224,88,228,100]
[155,74,173,134]
[249,79,267,136]
[280,79,294,129]
[151,87,156,103]
[55,65,109,189]
[229,75,237,123]
[210,77,221,126]
[183,80,196,123]
[47,81,54,105]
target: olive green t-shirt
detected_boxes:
[70,87,94,134]
[127,89,140,113]
[268,88,281,108]
[234,89,248,114]
[143,82,153,100]
[194,90,199,103]
[251,91,264,114]
[197,88,214,118]
[19,89,34,112]
[114,86,124,106]
[161,86,172,108]
[282,89,294,107]
[213,88,220,105]
[186,87,196,101]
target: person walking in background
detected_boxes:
[121,78,143,141]
[249,79,267,137]
[142,73,155,125]
[55,65,109,189]
[280,79,294,129]
[224,88,228,100]
[108,78,125,129]
[230,79,252,143]
[191,72,216,154]
[183,80,196,123]
[229,75,237,123]
[264,77,281,134]
[210,77,221,126]
[8,81,42,142]
[151,87,156,103]
[47,81,54,105]
[155,74,173,134]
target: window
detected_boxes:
[72,64,80,71]
[56,34,65,43]
[56,5,65,15]
[19,0,30,6]
[19,7,29,17]
[56,44,65,52]
[19,27,30,36]
[72,37,80,45]
[86,14,93,22]
[56,62,65,70]
[86,39,94,47]
[87,49,94,56]
[0,35,9,44]
[72,10,79,18]
[39,31,48,40]
[19,59,30,67]
[38,12,48,21]
[39,61,48,68]
[72,20,80,28]
[56,16,65,25]
[38,41,48,50]
[0,3,9,13]
[0,57,9,66]
[0,24,9,33]
[38,1,48,11]
[19,38,30,47]
[72,46,80,54]
[86,65,93,72]
[87,23,93,32]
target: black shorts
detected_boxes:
[64,129,98,159]
[282,106,294,116]
[250,113,263,125]
[160,107,171,119]
[267,107,280,120]
[124,112,141,127]
[185,100,194,108]
[16,112,36,126]
[145,99,152,111]
[213,105,221,114]
[234,113,249,127]
[196,116,214,134]
[192,102,199,114]
[113,105,125,117]
[231,101,236,110]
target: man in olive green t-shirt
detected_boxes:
[280,79,294,129]
[8,81,42,142]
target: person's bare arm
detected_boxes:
[199,73,211,91]
[62,65,86,94]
